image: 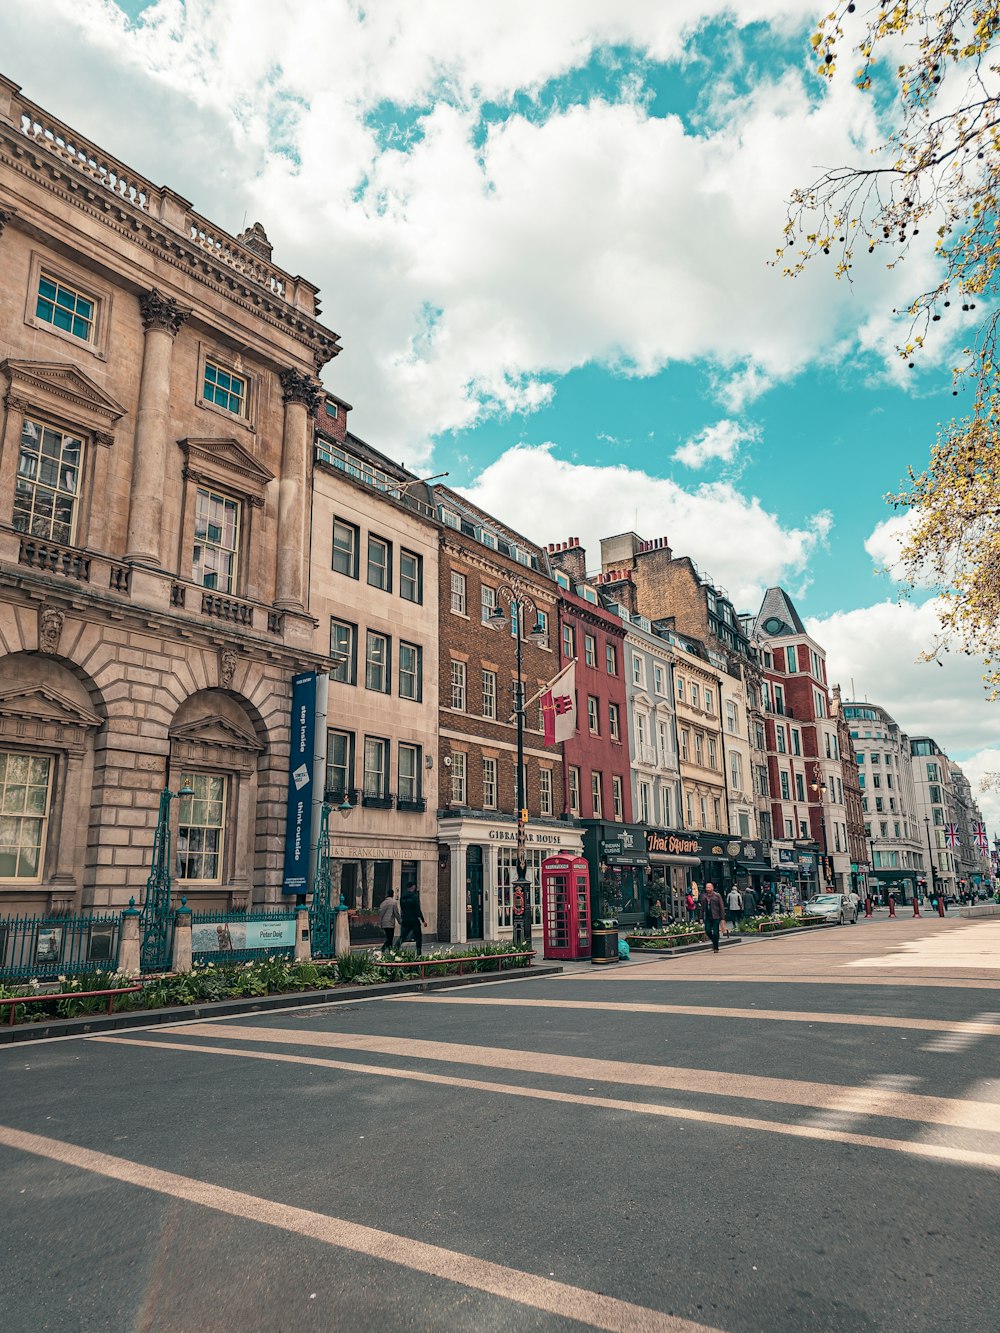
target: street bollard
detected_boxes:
[912,898,921,917]
[937,896,945,917]
[864,897,873,918]
[888,896,896,918]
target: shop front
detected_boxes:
[772,842,820,908]
[437,814,583,944]
[645,828,701,923]
[331,834,438,944]
[580,823,649,928]
[694,834,768,900]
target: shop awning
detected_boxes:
[648,852,701,866]
[736,860,772,873]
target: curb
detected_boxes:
[0,963,564,1046]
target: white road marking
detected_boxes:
[921,1012,1000,1053]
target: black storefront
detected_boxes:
[694,834,767,898]
[581,822,650,927]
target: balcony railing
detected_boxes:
[18,536,90,581]
[397,797,427,814]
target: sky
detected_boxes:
[3,0,999,828]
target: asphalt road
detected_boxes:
[2,914,1000,1332]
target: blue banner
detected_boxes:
[282,671,317,896]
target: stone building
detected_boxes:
[310,398,440,939]
[0,73,337,916]
[434,489,580,943]
[909,737,960,899]
[830,686,868,896]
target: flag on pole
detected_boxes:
[943,822,959,849]
[973,820,989,853]
[541,660,576,745]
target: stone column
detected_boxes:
[334,904,351,956]
[119,901,141,977]
[275,369,319,611]
[125,290,189,566]
[294,906,312,963]
[173,901,193,974]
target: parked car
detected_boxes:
[807,893,857,925]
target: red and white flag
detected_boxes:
[541,660,576,745]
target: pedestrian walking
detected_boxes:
[760,887,775,916]
[378,889,400,954]
[726,885,743,930]
[741,883,758,918]
[701,882,725,953]
[398,883,427,954]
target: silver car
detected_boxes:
[807,893,856,925]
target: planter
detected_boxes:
[626,931,706,949]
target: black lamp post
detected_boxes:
[486,578,548,946]
[924,815,938,898]
[810,767,829,891]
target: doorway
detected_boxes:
[466,845,484,940]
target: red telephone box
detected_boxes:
[541,854,592,960]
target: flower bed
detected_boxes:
[0,943,535,1026]
[739,913,827,934]
[625,928,707,949]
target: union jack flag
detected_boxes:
[973,820,989,854]
[943,823,960,849]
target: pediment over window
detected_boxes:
[2,359,126,439]
[179,437,275,498]
[169,712,263,752]
[0,684,102,729]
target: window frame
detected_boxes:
[24,251,113,360]
[0,751,53,882]
[367,533,393,592]
[584,634,597,668]
[481,669,497,720]
[568,766,581,815]
[587,695,600,735]
[362,735,390,799]
[176,771,227,885]
[192,484,242,596]
[399,548,423,603]
[329,618,358,685]
[606,643,617,675]
[539,767,553,817]
[397,742,422,805]
[609,702,620,742]
[398,641,423,702]
[482,756,498,810]
[450,571,468,616]
[450,659,467,711]
[365,631,391,694]
[325,729,355,800]
[201,354,251,423]
[450,751,467,804]
[13,415,87,549]
[332,517,360,579]
[591,771,603,818]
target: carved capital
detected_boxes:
[5,392,30,415]
[38,605,65,656]
[139,288,190,336]
[279,368,321,415]
[0,207,13,240]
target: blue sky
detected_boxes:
[2,0,998,809]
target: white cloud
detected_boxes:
[806,598,1000,755]
[0,0,951,457]
[951,748,1000,841]
[673,418,759,468]
[464,442,831,608]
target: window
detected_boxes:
[686,791,694,825]
[726,700,738,734]
[784,818,794,838]
[540,768,553,817]
[680,728,689,761]
[870,752,880,764]
[795,772,805,802]
[332,518,360,578]
[365,632,390,693]
[591,772,603,817]
[785,644,798,672]
[691,684,700,709]
[203,359,247,417]
[926,762,940,782]
[639,782,652,823]
[36,272,95,342]
[776,726,786,754]
[654,664,666,695]
[398,743,421,804]
[799,819,808,837]
[326,729,354,799]
[780,770,790,800]
[612,775,624,820]
[584,635,597,668]
[400,549,423,603]
[563,624,575,659]
[0,752,52,879]
[606,643,617,675]
[398,642,422,701]
[450,660,467,711]
[657,720,670,761]
[632,655,644,687]
[587,696,600,735]
[329,619,357,685]
[677,677,685,702]
[367,534,392,591]
[694,733,703,765]
[450,571,467,615]
[363,737,389,798]
[738,812,750,837]
[535,610,550,648]
[810,649,822,679]
[568,766,581,814]
[814,689,826,718]
[176,772,225,882]
[730,751,743,791]
[14,417,84,546]
[609,702,620,741]
[700,796,709,828]
[707,737,717,769]
[703,688,713,714]
[482,669,497,719]
[192,486,240,594]
[662,785,673,826]
[791,729,801,756]
[481,583,497,624]
[483,757,498,809]
[713,798,721,831]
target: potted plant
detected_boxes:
[647,896,664,929]
[592,872,623,965]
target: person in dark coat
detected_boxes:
[378,890,401,954]
[741,882,758,918]
[701,882,725,953]
[398,885,427,954]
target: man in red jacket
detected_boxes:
[701,882,725,953]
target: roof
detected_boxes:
[753,587,807,638]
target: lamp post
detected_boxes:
[924,815,938,899]
[486,577,549,947]
[810,767,829,892]
[140,781,195,972]
[310,791,355,958]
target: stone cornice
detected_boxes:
[440,531,558,605]
[0,130,341,370]
[2,358,126,433]
[559,595,627,638]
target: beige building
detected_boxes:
[0,73,337,915]
[310,400,440,939]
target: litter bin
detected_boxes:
[591,922,619,964]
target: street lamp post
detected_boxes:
[310,792,355,958]
[924,815,938,900]
[140,781,195,973]
[486,578,548,947]
[810,767,829,892]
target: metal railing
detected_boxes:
[0,913,121,982]
[188,908,297,965]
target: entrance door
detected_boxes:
[466,845,484,939]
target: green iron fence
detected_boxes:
[189,909,297,965]
[0,913,121,983]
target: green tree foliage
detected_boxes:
[780,3,1000,689]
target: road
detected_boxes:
[2,914,1000,1332]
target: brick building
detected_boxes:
[0,73,337,917]
[434,489,580,943]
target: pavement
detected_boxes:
[2,913,1000,1332]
